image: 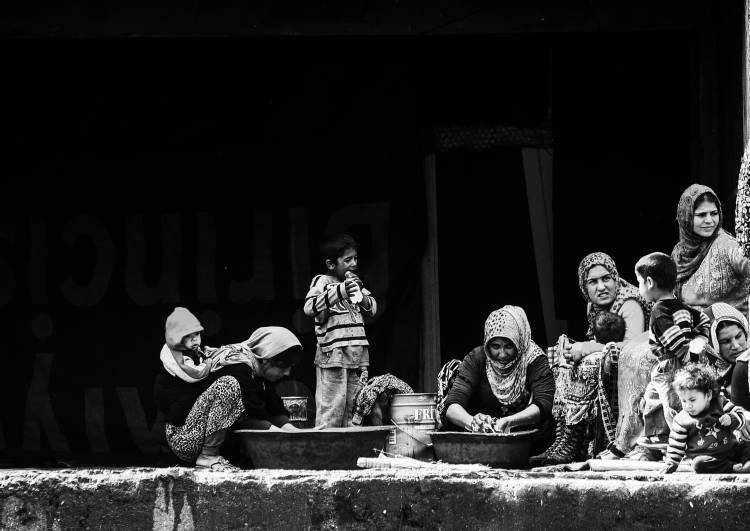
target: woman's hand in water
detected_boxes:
[492,417,513,434]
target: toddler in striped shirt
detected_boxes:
[662,364,746,473]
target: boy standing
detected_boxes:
[635,252,711,452]
[304,234,377,427]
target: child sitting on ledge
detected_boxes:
[662,364,747,474]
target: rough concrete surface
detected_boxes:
[1,467,750,530]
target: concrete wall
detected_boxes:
[2,468,750,530]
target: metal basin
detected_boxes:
[234,426,392,469]
[430,429,538,469]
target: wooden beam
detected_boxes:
[420,153,441,393]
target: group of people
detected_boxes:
[153,182,750,474]
[153,233,386,471]
[439,183,750,473]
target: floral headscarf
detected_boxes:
[672,184,725,290]
[483,305,546,405]
[704,302,748,363]
[578,252,652,340]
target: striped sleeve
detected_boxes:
[360,293,377,317]
[665,418,689,466]
[303,275,347,319]
[653,309,697,359]
[721,397,746,431]
[693,309,711,340]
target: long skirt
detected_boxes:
[165,376,245,463]
[613,332,659,451]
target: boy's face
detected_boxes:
[717,324,748,363]
[677,388,711,417]
[327,248,358,281]
[182,332,201,351]
[635,273,654,302]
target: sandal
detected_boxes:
[635,435,669,450]
[196,456,240,472]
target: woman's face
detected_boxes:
[486,337,518,364]
[693,200,720,238]
[584,265,617,307]
[258,360,292,382]
[717,323,748,363]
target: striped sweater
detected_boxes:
[665,396,745,466]
[649,298,710,362]
[303,274,377,355]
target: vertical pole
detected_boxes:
[420,153,440,393]
[745,0,750,144]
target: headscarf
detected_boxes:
[160,320,302,383]
[577,252,652,340]
[704,302,749,363]
[483,305,545,405]
[350,374,414,425]
[672,184,725,291]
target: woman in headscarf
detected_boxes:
[704,302,750,408]
[673,184,750,316]
[629,185,750,460]
[443,305,556,457]
[154,307,304,471]
[531,252,652,466]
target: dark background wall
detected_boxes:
[1,0,745,463]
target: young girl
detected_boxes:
[662,364,747,474]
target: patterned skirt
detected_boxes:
[165,376,245,463]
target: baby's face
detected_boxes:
[677,388,711,417]
[181,332,201,351]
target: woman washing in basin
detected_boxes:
[154,308,304,471]
[442,305,556,457]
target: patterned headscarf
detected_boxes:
[672,184,725,290]
[577,252,652,339]
[483,305,546,405]
[704,302,749,363]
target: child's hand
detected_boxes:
[719,413,732,427]
[563,343,584,365]
[345,271,364,289]
[344,279,359,297]
[661,462,678,474]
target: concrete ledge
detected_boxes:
[2,468,750,529]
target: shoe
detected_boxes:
[529,419,566,467]
[195,455,241,472]
[635,435,669,449]
[596,448,624,460]
[627,446,662,462]
[544,422,587,466]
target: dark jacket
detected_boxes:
[154,363,289,426]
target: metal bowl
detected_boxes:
[429,429,538,469]
[234,426,392,469]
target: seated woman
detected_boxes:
[532,252,652,465]
[442,305,556,457]
[154,307,304,471]
[705,302,750,408]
